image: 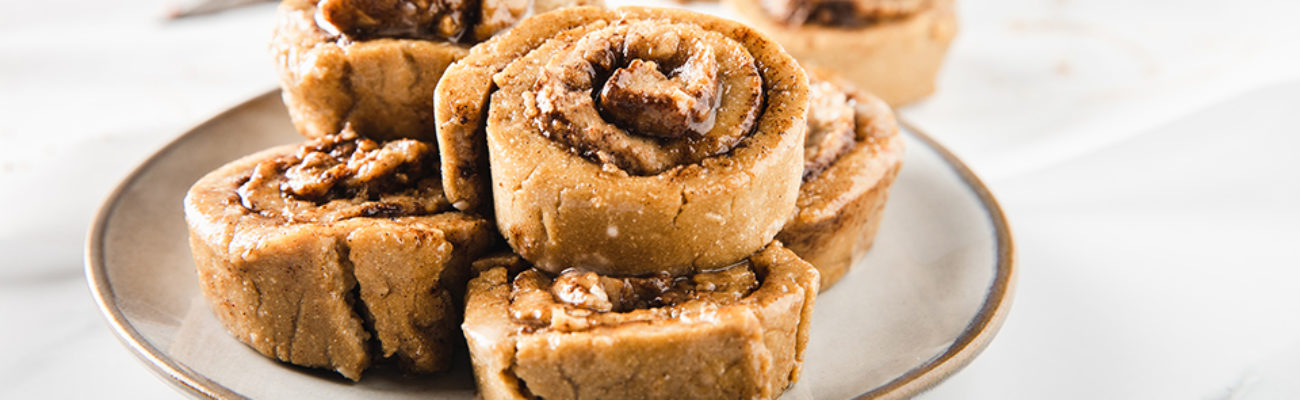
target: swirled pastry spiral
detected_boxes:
[777,68,903,290]
[436,7,809,276]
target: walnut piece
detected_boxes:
[524,21,761,175]
[234,130,448,222]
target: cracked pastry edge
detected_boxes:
[184,142,496,380]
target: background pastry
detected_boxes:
[183,132,495,379]
[272,0,598,143]
[726,0,957,106]
[777,68,904,290]
[462,242,819,400]
[436,6,809,275]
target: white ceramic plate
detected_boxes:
[86,91,1014,399]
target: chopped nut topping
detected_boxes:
[524,21,761,175]
[598,28,719,139]
[316,0,525,43]
[236,130,449,222]
[508,263,759,331]
[279,130,434,201]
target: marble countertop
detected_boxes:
[2,0,1298,398]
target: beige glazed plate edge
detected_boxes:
[858,120,1017,400]
[85,90,1016,400]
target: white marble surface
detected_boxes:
[1,0,1298,398]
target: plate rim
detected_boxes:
[856,119,1018,400]
[84,89,1016,400]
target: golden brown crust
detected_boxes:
[777,68,904,290]
[462,242,819,400]
[436,7,809,275]
[184,140,495,379]
[728,0,956,105]
[188,220,372,380]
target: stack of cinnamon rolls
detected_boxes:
[184,1,908,398]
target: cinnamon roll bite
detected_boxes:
[726,0,957,105]
[272,0,598,143]
[777,68,903,290]
[183,131,495,379]
[436,7,809,275]
[462,242,819,400]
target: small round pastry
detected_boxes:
[436,7,809,275]
[272,0,599,142]
[462,242,819,400]
[777,68,904,291]
[726,0,957,106]
[184,131,495,380]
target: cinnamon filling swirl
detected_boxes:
[802,79,857,180]
[520,21,762,175]
[437,7,808,276]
